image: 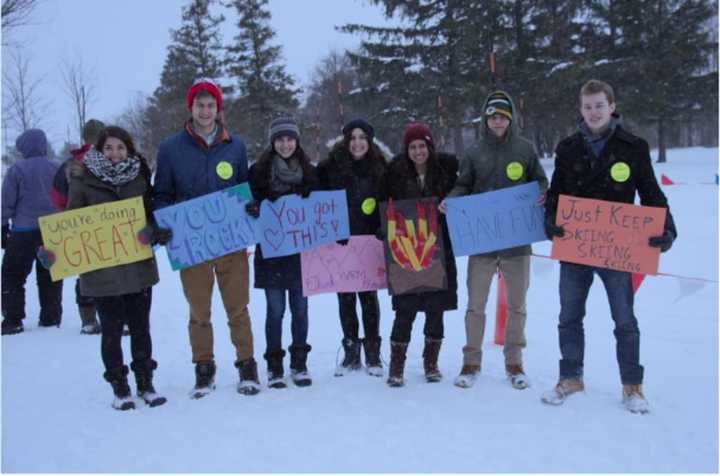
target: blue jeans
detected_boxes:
[558,262,643,385]
[264,288,308,352]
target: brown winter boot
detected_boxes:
[453,364,480,388]
[505,363,530,389]
[387,341,408,387]
[422,338,443,383]
[622,384,650,414]
[541,378,584,405]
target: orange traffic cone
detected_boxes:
[494,270,508,345]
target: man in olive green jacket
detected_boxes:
[440,90,548,390]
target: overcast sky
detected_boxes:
[1,0,397,151]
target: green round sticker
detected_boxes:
[361,197,377,215]
[216,161,233,180]
[506,161,524,181]
[610,162,631,183]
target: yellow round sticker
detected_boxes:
[361,197,377,215]
[610,162,631,183]
[216,161,233,180]
[506,161,524,181]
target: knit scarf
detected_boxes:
[270,154,303,194]
[84,149,141,186]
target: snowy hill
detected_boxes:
[2,147,717,472]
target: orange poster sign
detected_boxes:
[550,195,666,275]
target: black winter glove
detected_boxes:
[266,191,282,203]
[648,229,675,253]
[1,224,9,249]
[137,224,173,246]
[544,218,565,239]
[336,238,349,246]
[245,200,261,218]
[374,227,385,242]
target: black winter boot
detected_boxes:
[1,318,23,335]
[236,358,261,396]
[79,304,101,335]
[132,359,167,407]
[104,365,135,411]
[264,349,287,389]
[289,344,312,387]
[423,338,443,383]
[191,360,216,399]
[387,341,408,387]
[363,337,383,377]
[335,338,361,376]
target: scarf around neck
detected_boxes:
[270,154,303,194]
[84,149,141,187]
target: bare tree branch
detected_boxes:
[60,54,96,143]
[2,46,49,132]
[2,0,40,43]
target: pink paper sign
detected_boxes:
[551,195,666,275]
[301,235,387,296]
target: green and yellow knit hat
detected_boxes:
[485,91,513,121]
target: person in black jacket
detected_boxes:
[542,79,677,414]
[380,122,458,387]
[316,118,387,377]
[246,116,317,388]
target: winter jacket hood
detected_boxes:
[15,129,48,159]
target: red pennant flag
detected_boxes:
[661,174,675,185]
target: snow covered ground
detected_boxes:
[2,147,717,472]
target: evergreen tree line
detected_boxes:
[123,0,717,166]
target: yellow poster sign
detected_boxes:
[38,197,153,281]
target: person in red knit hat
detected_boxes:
[380,122,459,387]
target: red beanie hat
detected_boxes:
[186,78,223,112]
[403,122,434,149]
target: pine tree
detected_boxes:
[225,0,299,159]
[144,0,225,162]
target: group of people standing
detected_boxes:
[1,78,675,414]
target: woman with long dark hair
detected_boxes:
[246,117,317,388]
[317,118,388,377]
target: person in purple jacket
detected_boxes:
[1,129,63,335]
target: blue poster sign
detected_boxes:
[445,181,547,256]
[256,190,350,258]
[153,183,256,270]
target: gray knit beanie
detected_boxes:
[268,116,300,144]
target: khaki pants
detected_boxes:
[180,250,254,364]
[462,254,530,367]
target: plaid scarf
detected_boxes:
[84,149,141,186]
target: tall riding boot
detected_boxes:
[387,341,408,387]
[423,338,443,383]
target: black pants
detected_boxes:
[390,309,444,344]
[1,230,63,324]
[74,279,94,306]
[95,288,153,373]
[337,291,379,341]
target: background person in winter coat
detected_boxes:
[50,118,105,335]
[380,122,459,387]
[439,90,548,390]
[153,78,260,398]
[316,118,387,377]
[246,116,318,389]
[1,129,62,335]
[51,126,165,410]
[541,79,676,414]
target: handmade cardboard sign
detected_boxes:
[380,197,447,296]
[445,181,546,256]
[153,184,256,270]
[551,195,665,274]
[300,235,387,296]
[256,190,350,258]
[39,196,153,281]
